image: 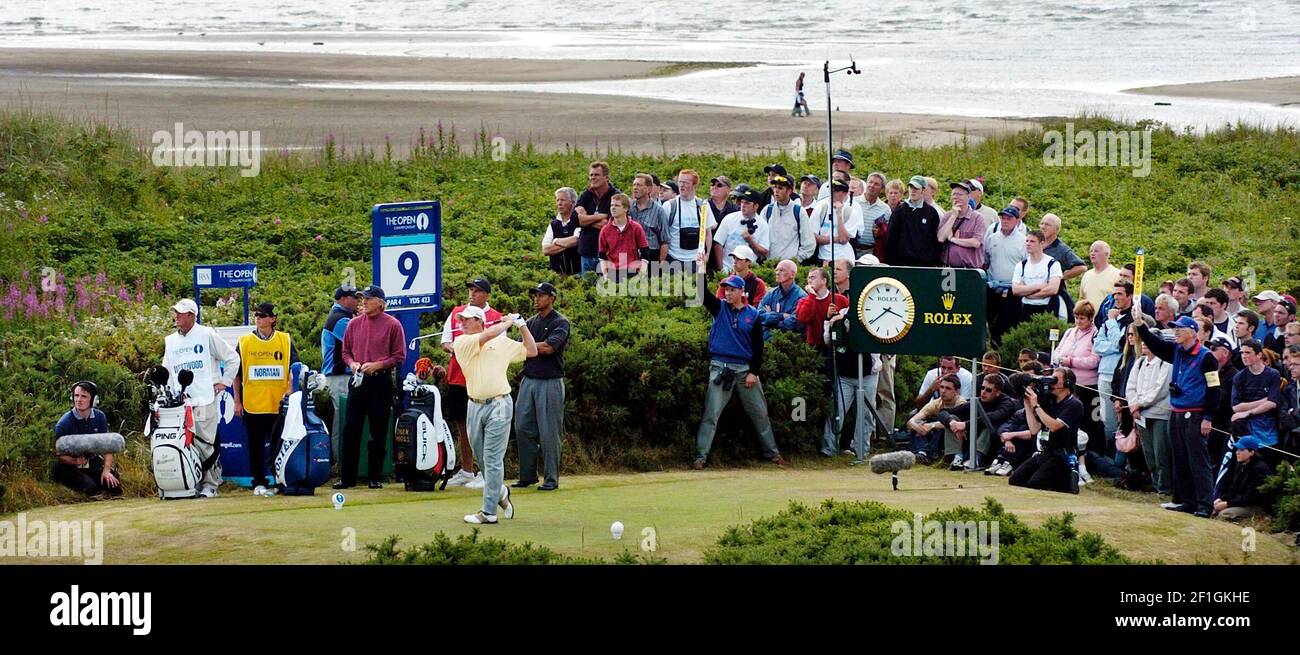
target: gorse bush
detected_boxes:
[362,531,663,565]
[1,110,1297,511]
[1259,462,1300,532]
[704,497,1132,564]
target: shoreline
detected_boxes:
[1125,76,1300,107]
[0,48,1038,155]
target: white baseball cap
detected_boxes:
[856,254,880,266]
[457,305,486,322]
[1253,290,1282,303]
[172,298,198,315]
[967,178,985,193]
[730,245,757,261]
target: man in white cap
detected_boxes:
[161,298,241,497]
[714,245,767,308]
[454,305,537,524]
[1252,290,1282,342]
[968,178,998,225]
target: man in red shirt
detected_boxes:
[714,245,767,308]
[440,278,503,488]
[794,267,847,349]
[598,193,648,280]
[335,285,407,489]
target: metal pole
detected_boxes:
[968,356,978,471]
[856,353,866,462]
[824,61,840,436]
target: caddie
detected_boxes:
[233,302,300,496]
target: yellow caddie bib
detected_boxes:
[239,331,292,414]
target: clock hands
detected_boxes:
[869,309,890,325]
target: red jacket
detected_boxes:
[795,291,848,347]
[597,220,648,270]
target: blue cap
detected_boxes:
[998,205,1021,219]
[1173,316,1199,330]
[360,284,385,300]
[720,275,746,289]
[833,149,855,168]
[1236,436,1263,451]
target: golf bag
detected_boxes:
[147,367,211,499]
[393,368,458,491]
[273,363,333,496]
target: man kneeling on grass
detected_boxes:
[1212,435,1273,521]
[453,306,537,525]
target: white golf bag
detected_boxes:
[393,372,458,491]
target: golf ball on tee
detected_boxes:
[610,521,624,540]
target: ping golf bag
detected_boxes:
[147,367,212,499]
[273,363,333,496]
[393,360,458,491]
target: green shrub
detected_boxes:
[1260,462,1300,532]
[703,497,1131,564]
[998,312,1069,365]
[361,531,662,565]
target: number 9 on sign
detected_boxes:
[380,243,437,297]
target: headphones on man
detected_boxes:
[71,380,100,408]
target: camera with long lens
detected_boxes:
[1031,374,1056,396]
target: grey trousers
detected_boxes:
[821,371,879,458]
[192,401,223,492]
[696,360,779,461]
[326,374,350,459]
[514,376,565,486]
[876,354,897,432]
[1138,417,1171,495]
[468,395,512,515]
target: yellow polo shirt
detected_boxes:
[452,332,526,400]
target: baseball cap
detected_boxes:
[172,298,198,315]
[457,305,486,322]
[467,277,492,294]
[1173,316,1199,331]
[1208,337,1233,351]
[710,175,732,187]
[661,180,679,194]
[830,178,850,193]
[731,245,757,262]
[763,163,789,177]
[950,180,973,192]
[720,275,746,289]
[998,206,1021,219]
[856,254,881,266]
[529,282,558,297]
[799,174,822,188]
[254,302,276,318]
[360,284,386,300]
[1253,290,1282,302]
[1281,299,1298,315]
[832,149,855,168]
[769,174,794,188]
[334,285,361,299]
[968,178,985,193]
[1223,276,1244,290]
[907,175,928,189]
[1236,435,1263,451]
[734,187,764,204]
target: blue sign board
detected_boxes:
[193,262,257,325]
[370,201,442,313]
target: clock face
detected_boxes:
[858,277,915,344]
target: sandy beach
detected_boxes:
[1127,76,1300,107]
[0,48,1037,155]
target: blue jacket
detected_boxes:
[704,293,765,373]
[1093,318,1126,377]
[1138,325,1220,412]
[758,283,807,336]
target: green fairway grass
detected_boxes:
[4,463,1293,564]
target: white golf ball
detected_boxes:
[610,521,624,540]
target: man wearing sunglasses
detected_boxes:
[936,373,1017,470]
[234,302,300,495]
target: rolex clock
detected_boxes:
[858,277,915,343]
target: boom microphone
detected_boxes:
[869,450,915,491]
[55,432,126,456]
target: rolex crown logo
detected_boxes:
[941,293,956,311]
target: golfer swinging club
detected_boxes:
[452,305,537,524]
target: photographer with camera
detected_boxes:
[1008,367,1086,493]
[713,186,770,273]
[1137,314,1222,518]
[692,261,787,470]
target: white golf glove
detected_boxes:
[514,317,526,328]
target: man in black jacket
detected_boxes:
[938,373,1018,470]
[882,175,941,266]
[1213,435,1273,521]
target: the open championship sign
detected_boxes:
[371,201,442,313]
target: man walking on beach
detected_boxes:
[454,306,537,524]
[792,72,810,117]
